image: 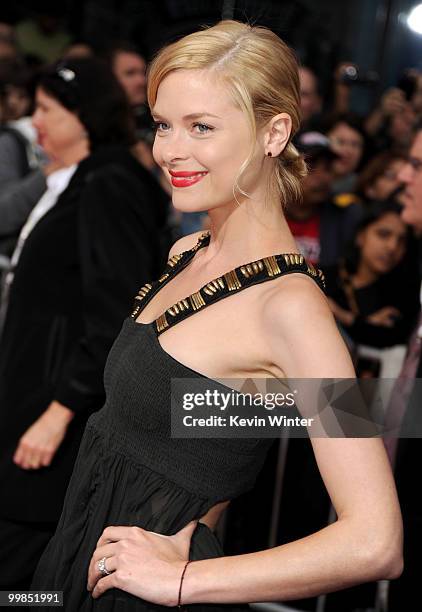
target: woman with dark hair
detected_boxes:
[324,200,420,351]
[0,57,168,588]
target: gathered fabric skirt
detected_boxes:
[32,423,248,612]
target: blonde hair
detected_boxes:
[147,20,307,207]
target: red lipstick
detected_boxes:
[169,170,208,188]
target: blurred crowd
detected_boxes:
[291,63,422,378]
[0,9,422,612]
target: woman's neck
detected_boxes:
[352,261,379,289]
[200,196,299,268]
[58,139,90,167]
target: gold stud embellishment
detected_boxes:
[158,273,170,283]
[224,270,241,291]
[203,277,225,296]
[167,253,183,268]
[131,304,141,319]
[156,313,169,332]
[167,304,179,316]
[262,256,281,277]
[318,269,326,286]
[167,299,190,317]
[189,291,206,311]
[134,283,153,302]
[191,231,210,252]
[240,261,264,278]
[283,254,304,267]
[307,264,317,277]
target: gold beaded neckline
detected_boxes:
[131,231,325,336]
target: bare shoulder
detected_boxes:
[261,273,355,378]
[167,231,206,259]
[263,272,329,321]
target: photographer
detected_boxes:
[365,71,420,152]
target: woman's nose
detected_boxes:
[160,133,189,164]
[31,109,42,130]
[386,236,400,253]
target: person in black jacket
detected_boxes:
[0,58,168,589]
[324,200,420,353]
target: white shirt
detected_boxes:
[5,164,77,284]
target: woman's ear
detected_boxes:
[264,113,292,157]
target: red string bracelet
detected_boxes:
[178,560,191,610]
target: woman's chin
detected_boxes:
[171,199,208,214]
[334,162,352,177]
[372,261,394,276]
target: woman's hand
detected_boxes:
[327,298,355,327]
[13,401,74,470]
[87,521,197,605]
[366,306,400,327]
[380,88,407,118]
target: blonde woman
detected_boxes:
[32,21,402,610]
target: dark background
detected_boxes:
[2,0,422,115]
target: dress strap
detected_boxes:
[132,241,326,335]
[130,231,211,321]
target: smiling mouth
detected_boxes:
[169,171,208,188]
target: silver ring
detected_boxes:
[98,556,111,576]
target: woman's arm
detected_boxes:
[183,442,400,603]
[181,277,402,603]
[54,164,160,414]
[88,275,402,604]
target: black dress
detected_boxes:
[32,232,325,610]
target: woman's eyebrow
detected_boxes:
[183,112,222,120]
[151,110,222,120]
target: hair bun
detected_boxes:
[280,142,307,178]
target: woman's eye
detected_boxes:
[193,123,213,134]
[153,121,170,132]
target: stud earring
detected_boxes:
[266,151,272,157]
